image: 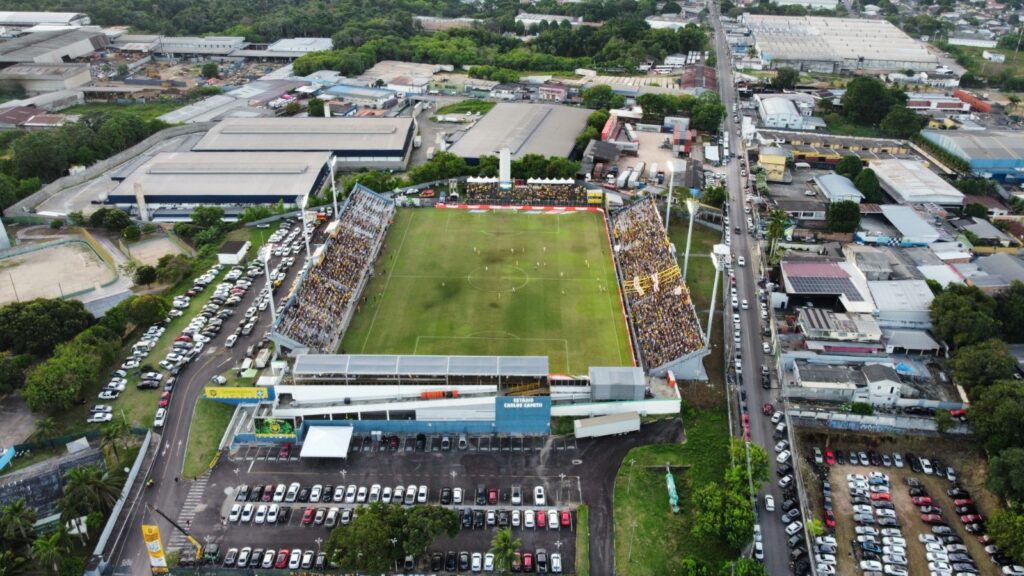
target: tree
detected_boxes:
[851,402,873,415]
[403,506,459,556]
[133,265,157,286]
[488,528,521,571]
[0,354,31,393]
[879,105,924,138]
[702,185,727,208]
[806,518,824,537]
[949,338,1016,391]
[729,439,770,487]
[826,200,861,233]
[691,91,726,132]
[734,558,769,576]
[766,210,788,259]
[49,219,64,230]
[835,155,863,179]
[307,98,325,117]
[770,67,799,91]
[841,76,901,125]
[690,482,757,549]
[122,224,141,241]
[582,85,625,110]
[201,62,219,79]
[987,447,1024,502]
[155,254,194,285]
[30,531,65,574]
[662,1,682,13]
[128,294,169,326]
[0,499,37,549]
[191,205,225,230]
[59,466,122,521]
[0,299,94,357]
[67,211,85,226]
[929,284,999,349]
[326,503,404,572]
[853,168,883,203]
[934,410,954,434]
[965,203,989,219]
[988,509,1024,561]
[34,416,56,440]
[101,420,131,466]
[996,281,1024,342]
[971,380,1024,453]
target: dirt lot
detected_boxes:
[123,235,187,265]
[0,241,114,303]
[798,432,1001,576]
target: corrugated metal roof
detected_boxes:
[293,354,549,377]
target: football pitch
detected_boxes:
[340,208,633,374]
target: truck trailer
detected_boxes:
[573,412,641,439]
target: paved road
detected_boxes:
[107,228,310,575]
[709,7,793,576]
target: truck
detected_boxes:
[616,167,632,188]
[255,348,271,369]
[573,412,641,439]
[426,146,436,160]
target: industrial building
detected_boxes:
[265,37,332,54]
[869,159,965,206]
[0,11,90,27]
[193,117,415,170]
[773,0,839,7]
[0,29,108,64]
[156,36,245,57]
[920,129,1024,183]
[447,103,591,162]
[743,15,937,72]
[813,173,863,204]
[0,62,90,93]
[107,151,331,208]
[514,13,582,27]
[323,84,399,109]
[756,95,804,129]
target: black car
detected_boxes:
[458,551,470,571]
[431,553,443,571]
[236,485,250,501]
[298,488,310,502]
[790,547,806,561]
[440,488,452,505]
[498,509,510,527]
[782,499,797,512]
[278,506,290,524]
[249,549,263,569]
[941,535,963,545]
[836,451,846,465]
[462,509,473,529]
[474,509,485,528]
[781,509,801,524]
[415,434,427,451]
[868,451,881,466]
[777,464,793,477]
[323,485,334,503]
[445,551,457,572]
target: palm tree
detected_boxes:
[488,528,522,572]
[0,548,30,575]
[100,420,130,466]
[61,466,123,519]
[766,209,789,260]
[33,417,56,441]
[0,500,37,548]
[30,532,65,574]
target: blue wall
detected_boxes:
[495,396,551,434]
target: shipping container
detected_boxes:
[573,412,641,439]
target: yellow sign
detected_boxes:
[587,191,604,205]
[141,525,168,573]
[205,386,268,399]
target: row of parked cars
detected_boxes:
[844,471,908,576]
[223,547,325,571]
[430,549,563,573]
[903,477,988,576]
[235,482,551,508]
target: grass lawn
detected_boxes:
[181,399,235,479]
[824,115,881,137]
[434,100,496,115]
[944,44,1024,85]
[62,101,184,122]
[613,408,734,575]
[576,504,590,576]
[667,222,720,312]
[341,209,632,373]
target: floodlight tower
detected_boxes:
[682,198,699,282]
[664,161,674,231]
[300,195,312,260]
[330,156,339,222]
[707,244,731,343]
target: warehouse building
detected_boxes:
[869,159,964,206]
[514,13,582,27]
[108,151,331,209]
[0,11,90,27]
[447,102,591,163]
[324,84,399,109]
[743,15,937,73]
[756,95,804,129]
[0,29,108,64]
[193,117,415,170]
[156,36,245,57]
[814,173,863,204]
[0,63,90,93]
[920,129,1024,183]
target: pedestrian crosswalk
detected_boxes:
[167,471,210,552]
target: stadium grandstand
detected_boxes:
[610,197,707,377]
[272,185,395,353]
[462,177,591,207]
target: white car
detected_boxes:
[882,545,906,556]
[273,484,286,502]
[512,510,521,527]
[229,504,241,522]
[254,504,267,525]
[524,509,535,529]
[924,543,946,554]
[815,535,837,546]
[785,521,803,536]
[817,564,836,575]
[471,552,482,572]
[776,450,792,464]
[919,534,942,544]
[549,552,561,573]
[855,526,878,536]
[534,486,546,506]
[928,562,951,573]
[452,487,463,504]
[754,542,764,561]
[883,537,907,547]
[357,485,368,503]
[926,552,950,563]
[241,503,254,522]
[267,504,279,523]
[98,390,119,400]
[289,549,301,570]
[815,554,836,565]
[417,484,428,503]
[763,342,771,354]
[738,256,746,266]
[381,486,393,504]
[369,484,381,502]
[310,484,323,502]
[153,408,167,428]
[484,553,495,572]
[764,494,775,512]
[87,412,113,424]
[860,560,883,571]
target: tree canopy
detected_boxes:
[879,105,925,138]
[929,284,1000,349]
[826,200,860,233]
[840,77,906,125]
[853,168,883,203]
[325,503,458,571]
[971,380,1024,454]
[0,299,94,357]
[770,67,799,91]
[835,155,863,179]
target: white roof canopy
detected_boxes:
[299,426,353,458]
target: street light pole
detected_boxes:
[301,196,312,260]
[664,161,674,231]
[707,244,730,344]
[683,198,698,282]
[330,157,339,222]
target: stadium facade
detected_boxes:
[920,129,1024,183]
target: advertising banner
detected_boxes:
[494,396,551,434]
[141,525,168,574]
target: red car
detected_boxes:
[911,496,932,505]
[978,535,993,545]
[954,498,974,506]
[158,391,171,407]
[742,414,750,426]
[871,492,891,501]
[961,514,983,523]
[744,426,751,441]
[560,510,571,526]
[950,408,967,420]
[302,507,315,525]
[174,335,191,343]
[523,553,533,572]
[825,450,835,466]
[536,510,546,528]
[825,510,836,528]
[261,484,274,502]
[278,443,291,459]
[922,514,946,525]
[275,550,289,569]
[487,488,498,505]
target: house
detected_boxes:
[962,194,1009,217]
[538,83,570,102]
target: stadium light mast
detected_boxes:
[664,161,674,232]
[330,156,339,222]
[301,195,312,260]
[262,244,279,361]
[707,244,731,344]
[682,198,698,282]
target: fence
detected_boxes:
[788,409,970,436]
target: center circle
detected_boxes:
[466,265,530,293]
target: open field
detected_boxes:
[0,241,114,304]
[944,44,1024,85]
[182,399,235,479]
[62,101,184,121]
[123,235,187,266]
[434,99,496,115]
[613,408,734,575]
[341,208,632,373]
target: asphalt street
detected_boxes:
[709,8,795,576]
[107,226,311,575]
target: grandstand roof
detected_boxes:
[293,354,550,377]
[447,103,591,161]
[193,117,414,153]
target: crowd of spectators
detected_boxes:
[612,197,705,369]
[463,182,588,206]
[276,188,395,352]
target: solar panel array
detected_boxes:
[789,276,864,301]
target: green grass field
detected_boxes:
[341,209,632,373]
[61,101,183,121]
[434,99,496,115]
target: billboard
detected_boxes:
[204,386,274,403]
[141,525,168,573]
[494,396,551,434]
